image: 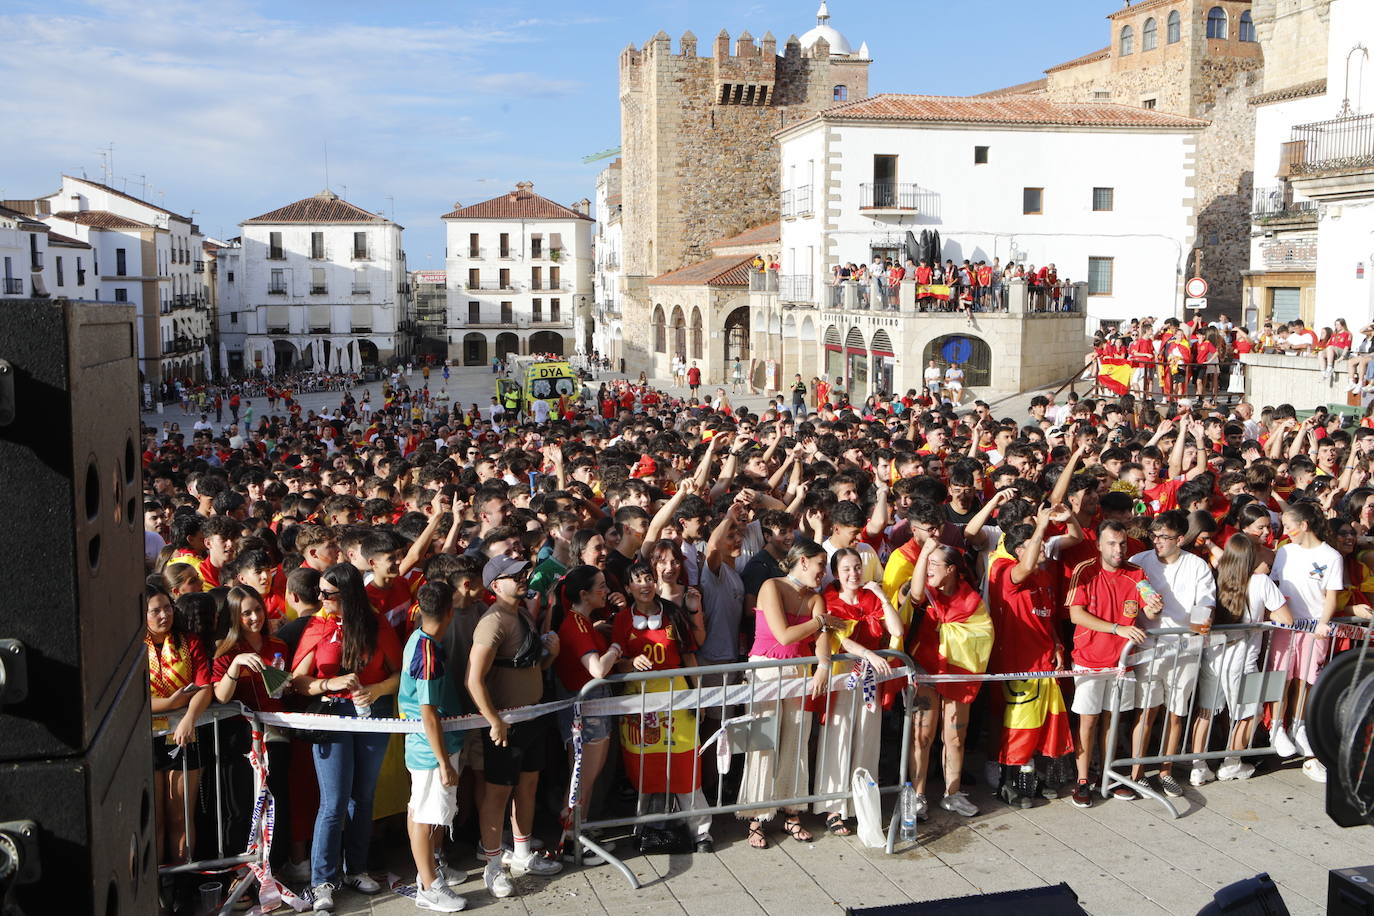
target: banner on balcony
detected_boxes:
[916,284,952,301]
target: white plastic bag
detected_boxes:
[851,767,885,848]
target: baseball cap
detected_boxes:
[482,555,531,588]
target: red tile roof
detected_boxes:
[243,190,390,225]
[1044,47,1111,74]
[974,78,1049,98]
[442,184,593,221]
[650,254,755,287]
[1251,78,1327,107]
[51,210,154,230]
[46,231,90,248]
[710,221,781,249]
[802,93,1206,129]
[63,175,191,221]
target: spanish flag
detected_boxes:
[1097,356,1134,396]
[620,675,702,794]
[910,580,995,705]
[998,677,1074,766]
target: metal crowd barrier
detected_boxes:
[569,651,917,889]
[1094,357,1246,406]
[153,704,270,915]
[1101,618,1372,818]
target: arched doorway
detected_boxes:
[690,308,703,360]
[871,330,894,396]
[844,326,868,396]
[356,339,379,367]
[272,339,298,373]
[495,333,520,360]
[724,306,750,378]
[529,330,564,356]
[923,334,991,387]
[463,332,488,367]
[781,314,799,381]
[823,325,842,380]
[670,306,687,360]
[652,306,666,354]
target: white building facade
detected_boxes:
[32,176,209,383]
[441,182,593,366]
[592,160,624,366]
[218,190,410,377]
[775,95,1203,330]
[1244,0,1374,333]
[0,205,50,301]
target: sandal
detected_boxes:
[747,819,769,849]
[781,815,814,843]
[825,814,852,836]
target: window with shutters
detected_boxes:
[1092,187,1115,212]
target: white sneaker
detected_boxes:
[1303,757,1328,783]
[1293,724,1314,758]
[913,793,929,821]
[433,862,465,888]
[1217,758,1256,781]
[416,880,468,912]
[1272,725,1298,758]
[507,850,563,877]
[344,873,381,895]
[940,792,978,818]
[310,883,336,913]
[1190,762,1216,787]
[483,862,513,899]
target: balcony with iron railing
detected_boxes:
[352,283,371,295]
[310,284,328,295]
[859,182,940,215]
[352,248,371,261]
[30,251,43,271]
[781,189,795,219]
[778,274,814,302]
[1288,111,1374,199]
[193,259,204,273]
[1251,184,1318,221]
[268,283,288,295]
[2,278,23,295]
[465,279,518,291]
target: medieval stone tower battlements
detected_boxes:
[616,5,870,370]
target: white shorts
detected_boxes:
[1132,635,1202,717]
[1197,636,1261,719]
[1071,672,1134,715]
[408,753,461,827]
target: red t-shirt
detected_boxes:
[212,635,289,712]
[1143,477,1184,515]
[987,558,1059,673]
[1067,559,1148,669]
[1332,330,1353,349]
[366,571,423,633]
[555,612,608,693]
[293,611,402,696]
[915,267,933,285]
[200,559,222,590]
[611,604,685,671]
[687,367,701,386]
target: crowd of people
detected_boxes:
[142,342,1369,913]
[828,256,1074,314]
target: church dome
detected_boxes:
[799,1,854,56]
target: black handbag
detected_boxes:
[286,695,350,744]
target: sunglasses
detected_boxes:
[320,588,341,600]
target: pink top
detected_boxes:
[747,606,815,660]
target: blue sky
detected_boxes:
[0,0,1113,267]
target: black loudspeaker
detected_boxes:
[845,884,1089,915]
[0,299,144,760]
[0,659,157,916]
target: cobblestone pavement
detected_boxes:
[312,757,1351,915]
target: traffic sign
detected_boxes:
[1185,277,1209,298]
[1185,297,1207,310]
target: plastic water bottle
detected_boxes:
[272,653,285,670]
[899,782,919,842]
[353,688,371,718]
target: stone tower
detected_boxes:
[617,4,870,372]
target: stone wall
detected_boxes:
[1241,350,1350,409]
